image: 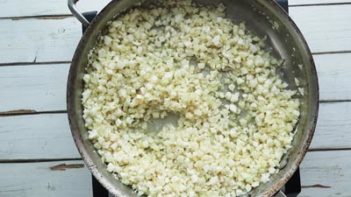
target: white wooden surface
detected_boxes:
[290,4,351,53]
[0,64,68,112]
[0,2,351,64]
[0,53,350,113]
[290,0,351,6]
[0,101,350,161]
[312,102,351,150]
[0,0,351,196]
[299,151,351,197]
[315,53,351,101]
[0,0,111,18]
[0,18,80,64]
[0,161,92,197]
[0,152,349,197]
[0,114,80,160]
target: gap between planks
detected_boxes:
[0,61,71,67]
[1,100,351,116]
[289,0,351,6]
[0,14,73,20]
[290,2,351,7]
[1,145,351,164]
[0,158,81,164]
[1,50,350,67]
[0,110,67,116]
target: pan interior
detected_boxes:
[68,0,318,196]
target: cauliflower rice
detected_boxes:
[82,1,301,196]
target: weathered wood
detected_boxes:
[290,0,351,6]
[315,53,351,101]
[1,0,351,18]
[1,52,350,113]
[0,64,68,112]
[0,4,351,64]
[0,113,80,160]
[0,161,92,197]
[290,4,351,53]
[310,102,351,150]
[0,1,349,196]
[0,0,111,18]
[0,150,349,197]
[300,150,351,197]
[0,101,350,160]
[0,18,81,64]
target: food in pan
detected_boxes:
[82,1,301,196]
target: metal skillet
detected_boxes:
[67,0,319,196]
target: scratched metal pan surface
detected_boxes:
[67,0,319,196]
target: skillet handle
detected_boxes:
[68,0,90,27]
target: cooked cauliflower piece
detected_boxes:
[82,1,300,196]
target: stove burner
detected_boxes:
[82,1,301,196]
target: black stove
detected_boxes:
[82,0,301,196]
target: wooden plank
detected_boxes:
[0,0,111,18]
[0,150,349,197]
[2,0,351,18]
[1,0,351,18]
[1,53,350,113]
[290,5,351,53]
[0,161,92,197]
[0,113,80,160]
[315,53,351,101]
[0,64,68,112]
[300,150,351,197]
[309,102,351,150]
[0,101,350,160]
[290,0,351,6]
[0,4,350,64]
[0,18,81,64]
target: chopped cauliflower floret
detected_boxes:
[82,0,301,196]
